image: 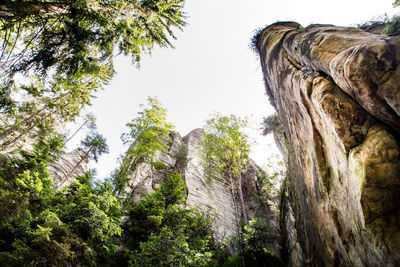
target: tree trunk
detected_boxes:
[238,177,248,224]
[229,174,246,267]
[65,120,88,144]
[0,2,68,18]
[0,92,69,143]
[64,146,92,181]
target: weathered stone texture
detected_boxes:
[48,148,89,189]
[257,22,400,266]
[183,129,239,242]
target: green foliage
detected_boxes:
[256,171,277,199]
[133,225,214,267]
[0,133,122,266]
[151,160,167,170]
[81,132,109,162]
[172,142,189,171]
[240,219,282,267]
[357,13,400,35]
[0,0,186,153]
[0,170,123,266]
[52,172,122,265]
[218,218,283,267]
[200,113,252,260]
[261,113,281,136]
[122,171,217,266]
[221,254,243,267]
[0,0,186,82]
[242,219,279,252]
[115,97,173,192]
[200,113,250,181]
[160,170,187,207]
[0,69,111,152]
[382,15,400,35]
[0,121,282,266]
[0,134,64,220]
[256,154,285,199]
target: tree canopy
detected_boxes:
[200,113,251,258]
[0,0,186,154]
[115,96,174,192]
[200,114,251,182]
[121,171,217,266]
[0,0,186,83]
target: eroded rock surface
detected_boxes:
[48,148,89,189]
[257,22,400,266]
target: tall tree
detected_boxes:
[200,114,251,224]
[0,0,186,152]
[65,113,97,144]
[0,75,107,152]
[200,114,251,266]
[0,0,186,83]
[115,96,173,192]
[66,132,109,179]
[121,171,216,266]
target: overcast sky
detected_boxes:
[67,0,398,179]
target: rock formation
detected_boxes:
[48,148,89,189]
[256,22,400,266]
[120,128,281,255]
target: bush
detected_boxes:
[172,143,189,171]
[382,15,400,35]
[150,160,167,170]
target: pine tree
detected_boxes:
[200,114,251,265]
[0,0,186,152]
[115,96,173,192]
[200,114,251,224]
[121,171,216,266]
[0,0,186,83]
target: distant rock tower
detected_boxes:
[48,148,89,189]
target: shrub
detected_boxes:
[172,143,189,171]
[150,161,167,170]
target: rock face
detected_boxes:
[121,129,281,255]
[256,22,400,266]
[48,148,89,189]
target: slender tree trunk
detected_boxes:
[238,177,248,224]
[0,92,68,142]
[0,116,45,152]
[229,174,246,267]
[65,120,88,144]
[0,2,68,18]
[0,105,48,142]
[64,146,92,181]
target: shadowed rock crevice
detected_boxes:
[257,21,400,266]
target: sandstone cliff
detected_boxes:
[120,128,281,255]
[256,22,400,266]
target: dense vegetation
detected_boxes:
[114,96,174,194]
[200,114,250,223]
[0,0,186,154]
[199,114,283,266]
[0,1,284,266]
[0,142,215,266]
[0,95,282,266]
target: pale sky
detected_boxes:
[67,0,398,179]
